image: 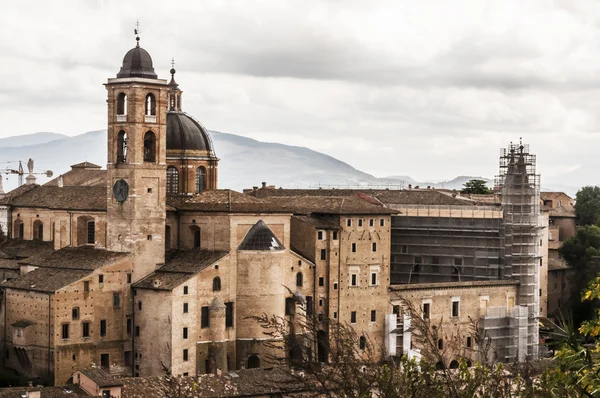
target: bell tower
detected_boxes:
[105,34,168,281]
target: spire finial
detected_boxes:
[134,20,141,47]
[170,57,176,75]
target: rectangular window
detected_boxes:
[135,326,140,337]
[351,243,356,253]
[320,249,327,260]
[370,310,376,322]
[201,306,209,328]
[332,231,338,240]
[333,282,338,290]
[347,219,352,227]
[183,286,188,295]
[380,219,385,227]
[317,231,324,240]
[126,317,132,335]
[183,349,189,361]
[183,303,189,313]
[285,297,295,315]
[454,258,463,266]
[113,293,120,309]
[194,230,201,249]
[72,307,79,320]
[414,256,422,264]
[82,322,90,338]
[226,302,234,328]
[370,272,377,286]
[539,289,542,297]
[452,300,460,318]
[369,219,374,227]
[87,221,95,244]
[401,245,408,254]
[372,242,377,252]
[62,324,69,339]
[358,219,363,227]
[423,303,431,320]
[306,296,313,317]
[100,320,107,337]
[319,277,324,287]
[351,274,358,286]
[98,274,104,284]
[183,327,188,339]
[84,281,90,293]
[351,311,357,323]
[127,273,132,284]
[138,301,142,311]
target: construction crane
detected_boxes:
[1,159,53,187]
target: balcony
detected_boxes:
[145,115,157,123]
[116,115,127,122]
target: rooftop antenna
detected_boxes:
[134,20,141,47]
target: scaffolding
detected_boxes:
[495,141,541,360]
[390,206,504,284]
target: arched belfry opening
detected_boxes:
[145,93,156,116]
[117,93,127,116]
[144,131,156,163]
[117,130,127,163]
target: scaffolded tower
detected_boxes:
[497,141,541,360]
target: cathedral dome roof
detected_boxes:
[116,43,158,79]
[166,112,215,155]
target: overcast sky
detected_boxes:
[2,0,600,186]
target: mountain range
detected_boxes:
[0,130,576,195]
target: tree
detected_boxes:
[461,179,491,194]
[575,186,600,226]
[559,225,600,325]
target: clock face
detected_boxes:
[113,179,129,202]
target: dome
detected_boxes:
[116,44,158,79]
[167,112,215,154]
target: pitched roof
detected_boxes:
[10,186,107,210]
[78,368,124,388]
[549,257,571,271]
[70,162,102,169]
[168,190,286,213]
[45,168,107,188]
[259,195,396,215]
[292,214,341,230]
[1,267,93,292]
[0,184,39,205]
[238,220,285,251]
[0,239,54,259]
[0,386,87,398]
[19,246,130,270]
[133,250,228,291]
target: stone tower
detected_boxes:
[105,36,169,281]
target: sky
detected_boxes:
[1,0,600,186]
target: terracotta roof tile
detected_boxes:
[168,190,286,213]
[78,368,124,387]
[0,184,39,205]
[0,239,54,259]
[10,186,107,210]
[292,214,341,230]
[1,267,92,292]
[20,246,130,270]
[45,169,107,187]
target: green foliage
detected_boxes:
[461,179,492,194]
[575,186,600,225]
[559,225,600,270]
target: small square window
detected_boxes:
[319,277,324,287]
[147,188,152,193]
[380,219,384,227]
[332,231,338,240]
[401,245,408,254]
[347,219,352,227]
[333,282,338,290]
[358,219,363,227]
[333,311,337,318]
[147,235,152,241]
[98,274,104,284]
[72,307,80,320]
[317,231,324,240]
[319,298,324,306]
[350,311,357,323]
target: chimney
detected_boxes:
[58,175,64,188]
[252,186,258,192]
[427,186,431,189]
[261,182,267,189]
[408,184,412,190]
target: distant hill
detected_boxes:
[0,130,576,195]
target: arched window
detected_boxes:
[296,272,303,287]
[145,93,156,116]
[117,130,127,163]
[449,360,459,369]
[143,131,156,162]
[213,277,221,292]
[33,220,43,241]
[117,93,127,115]
[87,221,95,244]
[195,167,207,193]
[359,336,366,350]
[166,166,179,194]
[247,355,260,369]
